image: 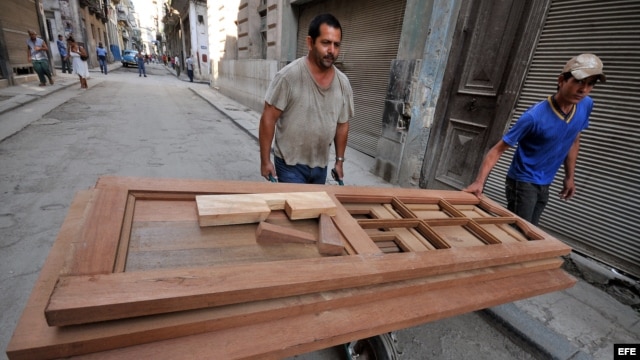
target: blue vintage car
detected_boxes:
[121,50,138,67]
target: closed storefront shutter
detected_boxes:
[484,0,640,276]
[296,0,406,156]
[0,0,40,71]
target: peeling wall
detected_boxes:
[372,0,462,187]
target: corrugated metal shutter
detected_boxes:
[484,0,640,277]
[0,0,40,67]
[296,0,406,156]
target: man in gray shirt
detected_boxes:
[259,13,354,184]
[27,30,54,86]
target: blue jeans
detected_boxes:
[138,61,146,76]
[274,157,327,184]
[505,178,549,226]
[98,56,107,74]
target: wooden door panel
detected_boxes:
[424,0,529,189]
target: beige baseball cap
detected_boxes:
[562,54,606,82]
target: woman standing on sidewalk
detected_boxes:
[67,36,89,89]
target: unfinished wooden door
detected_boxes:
[7,176,574,360]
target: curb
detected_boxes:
[0,81,76,117]
[481,304,591,360]
[188,87,260,143]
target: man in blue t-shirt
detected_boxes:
[56,34,70,74]
[96,42,108,74]
[464,54,606,225]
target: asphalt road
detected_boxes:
[0,64,536,359]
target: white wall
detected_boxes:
[216,59,278,112]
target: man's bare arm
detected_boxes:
[463,140,511,197]
[332,122,349,178]
[258,102,282,180]
[559,134,581,200]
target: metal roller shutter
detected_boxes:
[0,0,40,67]
[484,0,640,277]
[296,0,406,156]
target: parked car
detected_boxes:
[121,50,138,67]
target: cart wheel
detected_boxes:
[345,332,400,360]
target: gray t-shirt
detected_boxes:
[27,37,48,61]
[264,57,354,168]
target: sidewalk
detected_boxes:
[1,66,638,360]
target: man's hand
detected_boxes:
[258,102,282,182]
[462,181,484,198]
[559,177,576,200]
[261,161,277,182]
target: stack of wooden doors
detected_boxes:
[6,176,575,359]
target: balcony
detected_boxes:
[79,0,101,10]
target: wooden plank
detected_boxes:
[113,193,137,273]
[67,269,575,360]
[317,214,344,255]
[6,190,96,360]
[44,239,571,326]
[8,258,564,360]
[255,221,316,244]
[195,194,271,226]
[196,192,337,226]
[391,197,418,219]
[328,194,380,255]
[68,188,129,275]
[254,192,337,219]
[439,199,467,218]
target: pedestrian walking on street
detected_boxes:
[67,36,89,89]
[174,55,181,77]
[137,52,147,77]
[463,54,606,226]
[259,13,353,184]
[26,30,54,86]
[96,42,108,74]
[56,34,71,74]
[186,55,194,82]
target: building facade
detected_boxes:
[0,0,144,87]
[204,0,640,279]
[163,0,210,82]
[0,0,46,87]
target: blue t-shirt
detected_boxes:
[96,47,107,58]
[56,39,67,57]
[503,96,592,185]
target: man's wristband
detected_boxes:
[335,156,345,162]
